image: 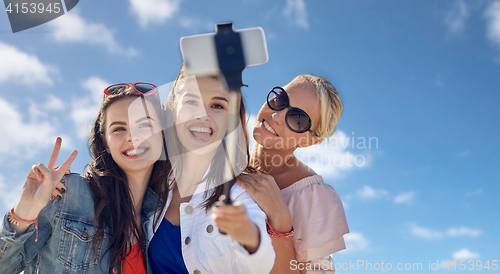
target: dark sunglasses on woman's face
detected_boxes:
[266,86,318,136]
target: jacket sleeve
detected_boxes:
[0,201,58,274]
[231,186,276,274]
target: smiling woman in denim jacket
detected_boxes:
[146,69,275,274]
[0,84,171,274]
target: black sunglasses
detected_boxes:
[266,86,318,136]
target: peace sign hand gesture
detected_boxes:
[14,137,77,222]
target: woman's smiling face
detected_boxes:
[253,80,321,150]
[104,97,164,175]
[174,76,230,156]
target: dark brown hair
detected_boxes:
[85,87,170,273]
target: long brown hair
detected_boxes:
[85,88,170,273]
[165,67,254,212]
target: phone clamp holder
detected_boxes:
[214,23,246,91]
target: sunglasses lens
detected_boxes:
[267,89,288,110]
[286,108,311,133]
[134,83,156,95]
[105,84,128,95]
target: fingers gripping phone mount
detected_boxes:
[180,23,268,207]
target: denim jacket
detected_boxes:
[0,173,159,274]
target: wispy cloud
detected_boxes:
[356,185,389,201]
[71,77,109,139]
[294,133,373,179]
[410,224,482,240]
[453,248,481,260]
[42,94,65,111]
[346,186,415,205]
[465,188,482,196]
[455,149,471,158]
[447,227,483,237]
[0,175,23,211]
[48,10,138,56]
[394,191,415,205]
[444,0,469,35]
[0,41,57,86]
[129,0,179,28]
[485,1,500,48]
[27,94,65,122]
[283,0,309,29]
[342,232,369,252]
[178,16,214,31]
[0,96,71,163]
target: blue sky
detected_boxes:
[1,0,499,273]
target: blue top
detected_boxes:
[149,218,189,274]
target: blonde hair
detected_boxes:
[293,74,343,140]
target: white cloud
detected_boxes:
[178,16,214,31]
[342,232,369,252]
[246,114,372,180]
[0,97,71,162]
[48,10,138,56]
[43,94,65,111]
[394,191,415,205]
[0,174,23,211]
[342,201,349,210]
[410,224,482,240]
[446,227,483,237]
[129,0,179,28]
[411,224,443,240]
[71,77,109,139]
[27,94,65,121]
[485,2,500,47]
[246,114,258,152]
[295,132,372,179]
[0,41,57,85]
[452,248,481,260]
[283,0,309,29]
[444,0,469,34]
[347,186,414,204]
[356,185,388,201]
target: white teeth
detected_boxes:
[125,148,146,156]
[190,127,212,134]
[263,120,277,135]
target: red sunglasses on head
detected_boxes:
[103,82,160,102]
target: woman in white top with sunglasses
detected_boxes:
[238,75,350,274]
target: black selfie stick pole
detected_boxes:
[214,23,246,205]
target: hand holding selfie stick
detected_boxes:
[180,23,268,206]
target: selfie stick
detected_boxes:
[213,23,246,205]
